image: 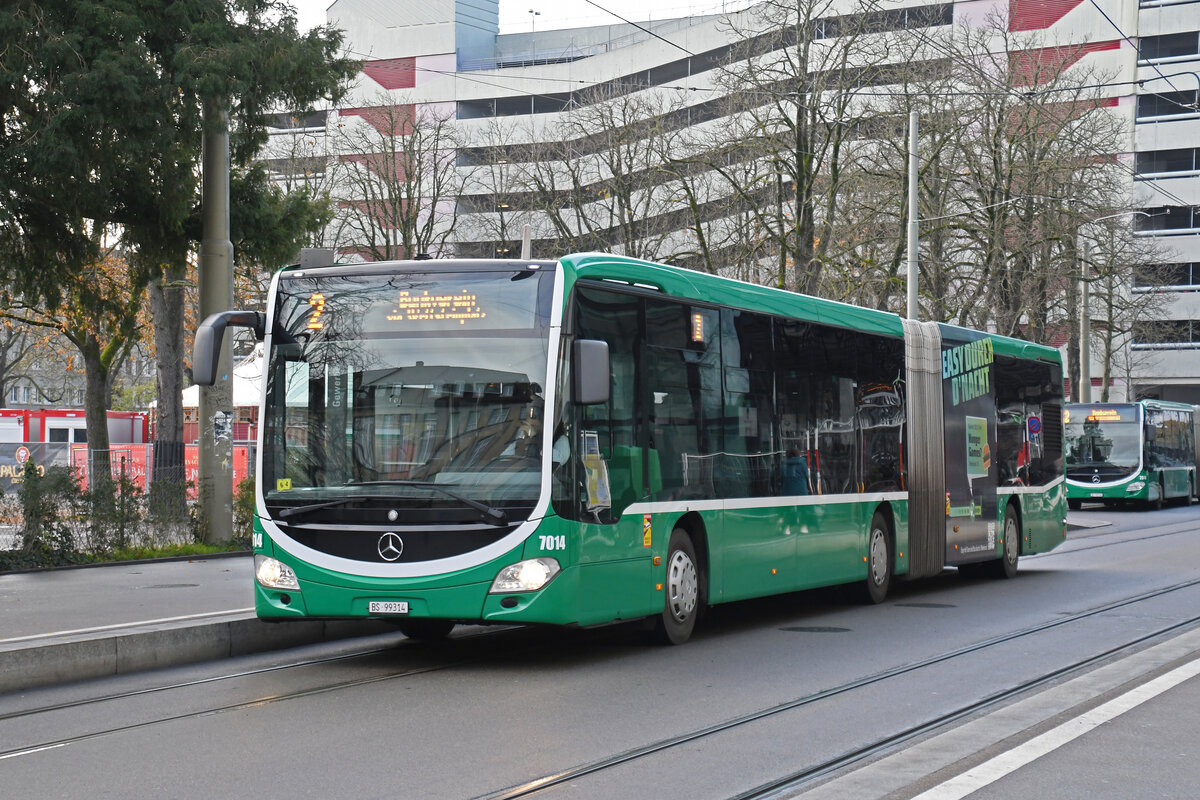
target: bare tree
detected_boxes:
[0,318,73,408]
[332,100,463,260]
[1085,221,1175,401]
[456,117,538,257]
[514,87,690,261]
[717,0,903,293]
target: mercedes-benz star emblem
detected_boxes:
[1092,474,1102,484]
[378,532,404,562]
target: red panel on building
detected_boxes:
[339,105,416,136]
[1010,41,1120,86]
[362,58,417,90]
[1009,0,1085,32]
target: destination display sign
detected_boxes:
[387,289,487,325]
[1064,406,1136,424]
[283,270,551,339]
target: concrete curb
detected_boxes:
[0,614,394,694]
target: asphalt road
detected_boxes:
[3,502,1199,799]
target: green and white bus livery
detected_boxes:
[193,253,1067,644]
[1065,401,1199,509]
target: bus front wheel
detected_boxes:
[1149,482,1164,511]
[655,529,704,645]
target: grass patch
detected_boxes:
[105,541,248,562]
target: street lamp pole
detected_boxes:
[906,111,919,320]
[1080,239,1092,403]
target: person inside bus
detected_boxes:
[781,448,810,495]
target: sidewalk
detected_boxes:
[0,555,390,693]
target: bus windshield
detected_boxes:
[1064,404,1141,474]
[262,267,554,521]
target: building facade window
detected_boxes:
[1133,320,1200,348]
[1136,90,1200,120]
[1136,148,1199,176]
[1138,31,1200,62]
[1135,206,1200,234]
[1135,262,1200,290]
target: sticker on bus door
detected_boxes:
[582,431,611,512]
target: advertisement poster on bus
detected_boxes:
[939,326,998,561]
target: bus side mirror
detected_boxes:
[573,339,610,405]
[1144,423,1157,442]
[193,311,266,386]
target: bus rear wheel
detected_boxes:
[654,529,704,645]
[859,512,892,604]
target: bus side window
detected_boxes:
[775,319,816,496]
[994,356,1063,486]
[567,286,643,519]
[721,309,776,498]
[644,299,720,501]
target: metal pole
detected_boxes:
[1080,240,1092,404]
[198,103,234,542]
[906,111,919,320]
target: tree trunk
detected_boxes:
[149,261,188,519]
[81,337,115,546]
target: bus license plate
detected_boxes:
[369,601,409,615]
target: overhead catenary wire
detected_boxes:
[1087,0,1186,97]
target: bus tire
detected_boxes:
[655,529,703,645]
[859,511,892,604]
[987,504,1020,579]
[1067,499,1081,511]
[396,620,456,641]
[1150,481,1164,511]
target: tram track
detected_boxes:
[1028,516,1198,557]
[3,511,1173,729]
[729,616,1200,800]
[0,624,524,725]
[5,532,1199,775]
[474,577,1200,800]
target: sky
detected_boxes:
[291,1,748,35]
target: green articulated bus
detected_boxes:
[1065,400,1199,510]
[193,253,1067,644]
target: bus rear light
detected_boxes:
[490,558,560,593]
[255,555,300,591]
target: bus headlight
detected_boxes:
[255,555,300,591]
[1127,482,1145,493]
[491,558,560,593]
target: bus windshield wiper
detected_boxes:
[276,494,403,521]
[346,480,509,525]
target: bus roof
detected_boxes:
[560,252,1061,365]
